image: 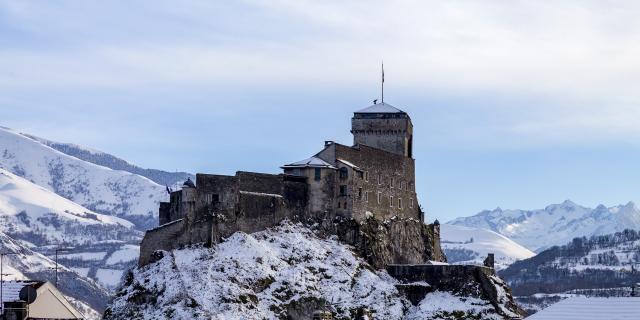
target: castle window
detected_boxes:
[377,192,382,204]
[410,198,414,208]
[377,174,382,185]
[391,178,395,188]
[338,202,341,208]
[205,194,219,204]
[390,196,394,207]
[358,188,363,199]
[400,181,404,190]
[339,167,348,179]
[365,171,369,181]
[339,185,347,196]
[365,191,369,202]
[398,198,403,209]
[293,168,301,176]
[357,171,364,179]
[314,168,321,181]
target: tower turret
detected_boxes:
[351,102,413,157]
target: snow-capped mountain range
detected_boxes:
[0,126,168,230]
[449,200,640,252]
[440,224,535,270]
[24,132,193,187]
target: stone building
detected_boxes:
[139,101,443,267]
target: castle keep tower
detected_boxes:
[351,102,413,158]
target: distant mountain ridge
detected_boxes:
[449,200,640,252]
[23,132,193,187]
[499,229,640,297]
[0,126,168,230]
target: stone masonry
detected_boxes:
[139,101,444,267]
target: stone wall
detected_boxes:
[351,113,413,157]
[139,219,186,266]
[320,143,420,222]
[387,264,526,318]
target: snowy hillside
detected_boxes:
[0,168,137,245]
[0,230,108,319]
[441,224,535,269]
[500,229,640,296]
[0,126,167,230]
[0,168,140,290]
[105,222,521,320]
[449,200,640,252]
[24,132,193,187]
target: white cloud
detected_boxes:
[2,0,640,147]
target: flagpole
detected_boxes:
[381,62,384,103]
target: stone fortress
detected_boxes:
[138,99,525,318]
[139,101,444,267]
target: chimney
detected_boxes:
[483,253,495,269]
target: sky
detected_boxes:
[2,0,640,222]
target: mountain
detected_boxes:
[23,132,193,187]
[0,168,141,290]
[449,200,640,252]
[0,126,167,230]
[0,168,137,246]
[0,229,108,319]
[500,229,640,297]
[105,222,522,320]
[440,224,535,270]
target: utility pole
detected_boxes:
[0,252,17,316]
[54,247,73,287]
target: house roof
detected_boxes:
[281,156,336,169]
[355,102,405,114]
[1,280,41,306]
[336,159,361,171]
[527,297,640,320]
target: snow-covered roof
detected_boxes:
[1,280,41,309]
[281,156,336,169]
[355,102,405,114]
[336,159,361,171]
[527,297,640,320]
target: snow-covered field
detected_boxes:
[106,222,520,319]
[449,200,640,252]
[441,224,535,269]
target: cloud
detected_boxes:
[2,0,640,148]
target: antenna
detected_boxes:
[381,61,385,103]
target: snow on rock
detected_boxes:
[0,126,167,230]
[405,291,502,320]
[449,200,640,252]
[441,224,535,269]
[106,222,522,319]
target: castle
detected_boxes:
[139,101,444,267]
